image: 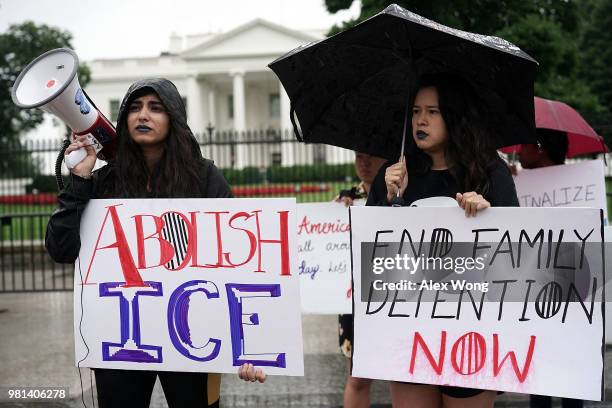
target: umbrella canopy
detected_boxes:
[501,96,608,157]
[269,4,538,160]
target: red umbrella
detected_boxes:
[501,96,608,157]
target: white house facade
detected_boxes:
[81,19,352,169]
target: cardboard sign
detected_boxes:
[73,198,304,376]
[514,160,607,220]
[350,206,604,400]
[297,202,354,314]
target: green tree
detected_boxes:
[0,21,90,178]
[496,14,602,117]
[580,0,612,142]
[326,1,579,37]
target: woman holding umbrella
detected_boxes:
[367,72,519,407]
[269,5,538,405]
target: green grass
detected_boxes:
[1,205,55,241]
[0,214,49,241]
[0,204,56,214]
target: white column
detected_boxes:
[186,74,204,134]
[207,87,216,127]
[201,84,216,161]
[231,70,246,169]
[280,83,294,166]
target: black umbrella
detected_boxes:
[268,4,538,160]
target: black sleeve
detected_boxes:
[204,161,233,198]
[366,160,392,207]
[44,175,94,263]
[486,160,519,207]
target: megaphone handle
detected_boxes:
[65,147,88,169]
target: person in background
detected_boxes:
[517,131,583,408]
[518,128,568,169]
[237,152,386,402]
[336,151,386,408]
[336,151,387,206]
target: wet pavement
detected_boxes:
[0,291,610,407]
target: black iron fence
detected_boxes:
[0,130,360,292]
[3,130,612,292]
[0,213,74,292]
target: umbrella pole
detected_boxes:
[390,34,415,208]
[390,102,410,207]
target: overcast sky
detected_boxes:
[0,0,361,61]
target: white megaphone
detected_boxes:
[11,48,117,169]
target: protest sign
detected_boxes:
[297,202,353,314]
[514,160,607,220]
[351,206,604,400]
[74,198,303,375]
[605,226,612,344]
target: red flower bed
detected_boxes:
[231,184,330,196]
[0,184,330,204]
[0,193,58,205]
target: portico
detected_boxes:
[83,19,351,168]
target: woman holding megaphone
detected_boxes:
[45,77,265,407]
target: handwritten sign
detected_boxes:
[297,202,354,314]
[605,226,612,344]
[514,160,607,220]
[350,206,604,400]
[74,198,304,376]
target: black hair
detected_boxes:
[406,72,507,196]
[536,128,568,165]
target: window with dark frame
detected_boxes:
[228,94,234,119]
[109,100,120,122]
[269,93,280,118]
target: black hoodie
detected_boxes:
[45,78,232,263]
[118,78,188,130]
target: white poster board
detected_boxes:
[297,202,353,314]
[605,226,612,344]
[351,206,604,400]
[514,160,607,220]
[74,198,304,376]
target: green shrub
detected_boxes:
[23,164,359,192]
[220,166,263,184]
[220,163,357,184]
